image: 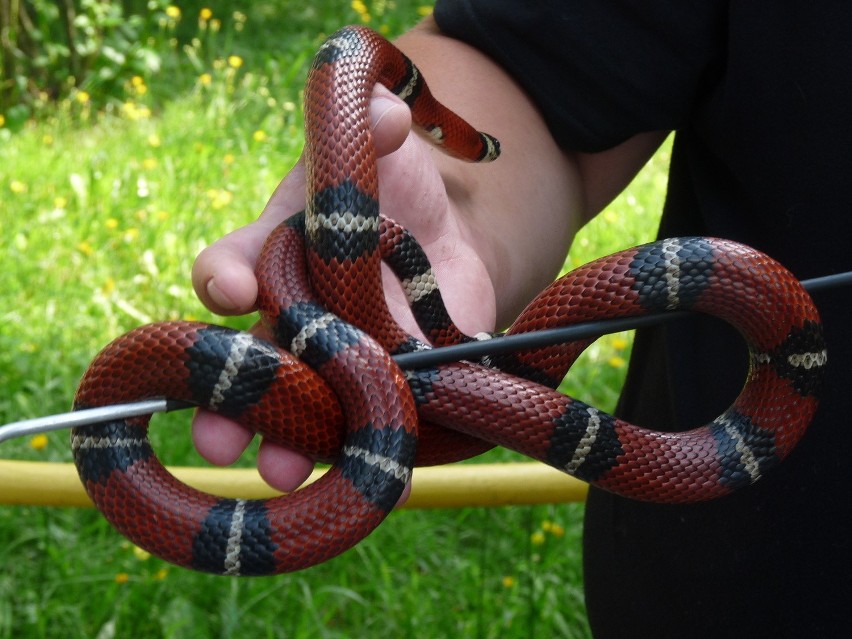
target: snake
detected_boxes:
[71,26,827,576]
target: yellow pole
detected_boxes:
[0,460,587,509]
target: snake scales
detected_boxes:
[71,26,826,575]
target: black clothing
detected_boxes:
[434,1,852,636]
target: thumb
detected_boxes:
[370,84,411,158]
[192,87,410,316]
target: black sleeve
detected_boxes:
[433,0,727,152]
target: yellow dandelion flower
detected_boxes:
[502,575,516,588]
[121,101,150,121]
[10,180,27,194]
[165,5,181,19]
[132,545,151,561]
[30,434,49,450]
[115,572,130,585]
[227,55,243,69]
[199,72,212,86]
[43,134,54,145]
[147,133,161,148]
[219,190,234,207]
[124,228,140,242]
[105,218,119,230]
[0,114,5,127]
[155,210,169,221]
[207,188,234,210]
[549,523,566,538]
[54,196,67,209]
[222,153,235,165]
[608,355,627,369]
[199,7,212,20]
[102,277,116,295]
[154,568,169,581]
[417,5,433,17]
[530,530,546,546]
[541,520,553,533]
[135,83,148,96]
[76,91,90,104]
[131,75,144,87]
[77,240,94,256]
[611,336,629,350]
[209,18,221,31]
[252,129,267,142]
[356,9,372,23]
[142,157,158,170]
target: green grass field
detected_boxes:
[0,3,667,637]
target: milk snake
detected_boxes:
[72,26,826,575]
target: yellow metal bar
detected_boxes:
[0,460,587,509]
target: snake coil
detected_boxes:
[72,26,826,575]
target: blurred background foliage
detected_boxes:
[0,0,416,127]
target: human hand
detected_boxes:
[190,85,499,496]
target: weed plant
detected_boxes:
[0,2,666,637]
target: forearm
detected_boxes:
[398,17,666,327]
[396,19,580,326]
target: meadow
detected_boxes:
[0,2,667,637]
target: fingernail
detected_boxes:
[370,95,402,129]
[206,278,234,310]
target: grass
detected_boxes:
[0,2,668,637]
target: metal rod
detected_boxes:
[0,312,681,441]
[393,311,687,369]
[394,270,852,368]
[0,399,192,444]
[798,270,852,293]
[1,270,849,443]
